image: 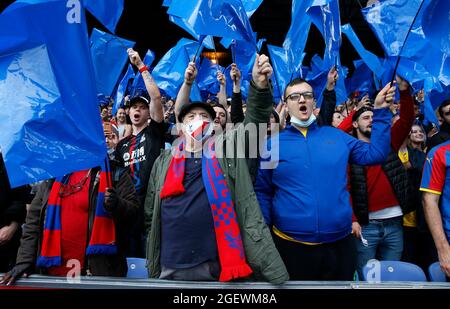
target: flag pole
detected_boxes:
[390,0,425,85]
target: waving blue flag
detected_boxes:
[167,15,215,49]
[152,38,204,100]
[90,28,135,96]
[83,0,124,34]
[197,58,221,94]
[345,60,376,96]
[113,64,134,115]
[362,0,424,57]
[167,0,256,46]
[362,0,449,88]
[228,39,266,97]
[341,24,384,79]
[267,45,290,100]
[283,0,313,74]
[0,0,107,187]
[242,0,263,17]
[307,0,341,69]
[422,0,450,55]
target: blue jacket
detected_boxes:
[255,107,392,243]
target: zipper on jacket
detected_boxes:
[303,129,321,242]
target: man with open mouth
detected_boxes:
[115,49,165,258]
[143,54,289,284]
[255,73,396,281]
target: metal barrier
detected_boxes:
[2,274,450,289]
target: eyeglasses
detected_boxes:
[285,92,314,103]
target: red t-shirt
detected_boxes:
[365,165,400,213]
[47,170,90,276]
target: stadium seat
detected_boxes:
[362,260,427,282]
[428,262,448,282]
[126,257,148,279]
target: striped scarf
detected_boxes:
[160,140,253,282]
[36,164,116,268]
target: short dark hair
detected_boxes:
[283,78,311,101]
[352,107,373,122]
[211,103,228,121]
[438,99,450,118]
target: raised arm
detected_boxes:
[128,49,163,123]
[243,54,273,127]
[217,70,228,110]
[348,82,396,165]
[175,62,197,119]
[390,76,415,151]
[317,66,338,126]
[229,63,245,124]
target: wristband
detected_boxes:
[139,65,149,73]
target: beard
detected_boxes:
[360,128,372,139]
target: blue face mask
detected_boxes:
[290,114,317,128]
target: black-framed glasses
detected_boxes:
[285,92,314,103]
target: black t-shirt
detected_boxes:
[115,120,165,203]
[160,155,218,269]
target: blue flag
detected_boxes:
[228,39,266,98]
[167,15,215,49]
[152,38,204,100]
[0,0,107,187]
[267,45,290,100]
[307,0,341,69]
[345,60,376,96]
[167,0,256,46]
[341,24,384,79]
[197,58,222,94]
[83,0,124,34]
[283,0,314,74]
[90,28,135,97]
[422,0,450,55]
[242,0,263,17]
[362,0,424,57]
[362,0,449,88]
[113,64,134,115]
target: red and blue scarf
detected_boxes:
[36,165,116,268]
[160,140,253,282]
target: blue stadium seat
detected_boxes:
[126,257,148,279]
[428,262,448,282]
[362,260,427,282]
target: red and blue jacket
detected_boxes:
[255,107,392,244]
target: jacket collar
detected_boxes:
[286,121,318,134]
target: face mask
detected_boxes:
[185,119,213,141]
[290,114,316,128]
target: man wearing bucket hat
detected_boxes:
[144,54,288,283]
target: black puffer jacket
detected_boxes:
[350,150,415,225]
[0,154,30,229]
